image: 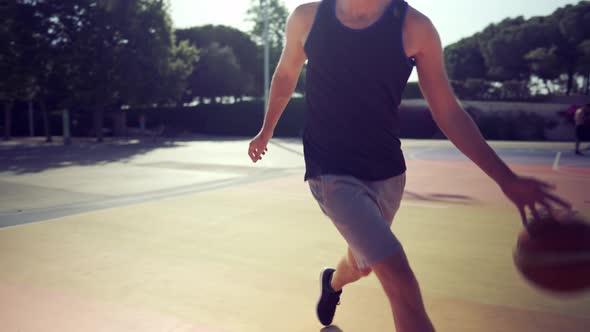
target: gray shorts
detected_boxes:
[308,173,406,270]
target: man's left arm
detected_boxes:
[413,17,570,223]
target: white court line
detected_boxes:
[552,151,562,171]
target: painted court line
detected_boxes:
[552,151,562,171]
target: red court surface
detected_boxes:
[0,139,589,331]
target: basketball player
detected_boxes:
[247,1,571,331]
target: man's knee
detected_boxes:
[347,248,372,277]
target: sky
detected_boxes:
[169,0,582,46]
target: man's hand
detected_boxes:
[500,176,571,225]
[248,131,271,163]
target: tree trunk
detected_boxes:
[566,68,575,96]
[40,99,52,143]
[62,109,71,145]
[28,100,35,137]
[3,101,14,141]
[93,106,104,143]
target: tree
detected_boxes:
[114,0,198,106]
[175,25,257,99]
[1,1,61,142]
[247,0,288,51]
[1,0,197,141]
[480,17,558,81]
[578,39,590,95]
[163,40,200,105]
[246,0,289,95]
[477,17,527,81]
[551,1,590,95]
[525,46,563,94]
[175,25,258,77]
[186,42,252,101]
[70,0,196,141]
[0,2,22,140]
[444,35,487,81]
[443,1,590,98]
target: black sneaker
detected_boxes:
[316,267,342,326]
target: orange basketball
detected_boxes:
[513,211,590,294]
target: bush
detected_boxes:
[126,98,305,137]
[465,106,556,140]
[402,82,424,99]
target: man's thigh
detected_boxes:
[309,175,404,270]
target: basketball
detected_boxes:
[513,211,590,294]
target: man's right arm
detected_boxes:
[248,5,311,163]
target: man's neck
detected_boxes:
[336,0,392,17]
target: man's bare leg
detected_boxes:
[372,248,436,332]
[331,248,371,291]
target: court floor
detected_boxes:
[0,138,589,331]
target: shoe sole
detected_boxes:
[317,267,332,326]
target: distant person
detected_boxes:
[575,104,589,155]
[247,1,571,331]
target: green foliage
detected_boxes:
[2,0,197,109]
[445,1,590,98]
[525,46,562,81]
[73,0,188,107]
[165,40,200,103]
[1,0,198,141]
[578,39,590,73]
[187,42,254,100]
[0,1,53,102]
[246,0,290,93]
[175,25,258,74]
[444,36,486,81]
[402,82,424,99]
[451,79,494,100]
[554,2,590,47]
[175,25,257,100]
[247,0,289,50]
[482,18,553,81]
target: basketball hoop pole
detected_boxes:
[263,0,270,114]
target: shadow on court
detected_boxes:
[404,190,477,204]
[320,325,343,332]
[0,138,184,174]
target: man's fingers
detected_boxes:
[539,201,555,220]
[529,204,541,222]
[518,206,527,226]
[534,179,555,190]
[250,147,266,162]
[544,193,572,209]
[248,148,259,162]
[248,140,268,163]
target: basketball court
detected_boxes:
[0,138,589,331]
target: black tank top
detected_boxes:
[303,0,414,181]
